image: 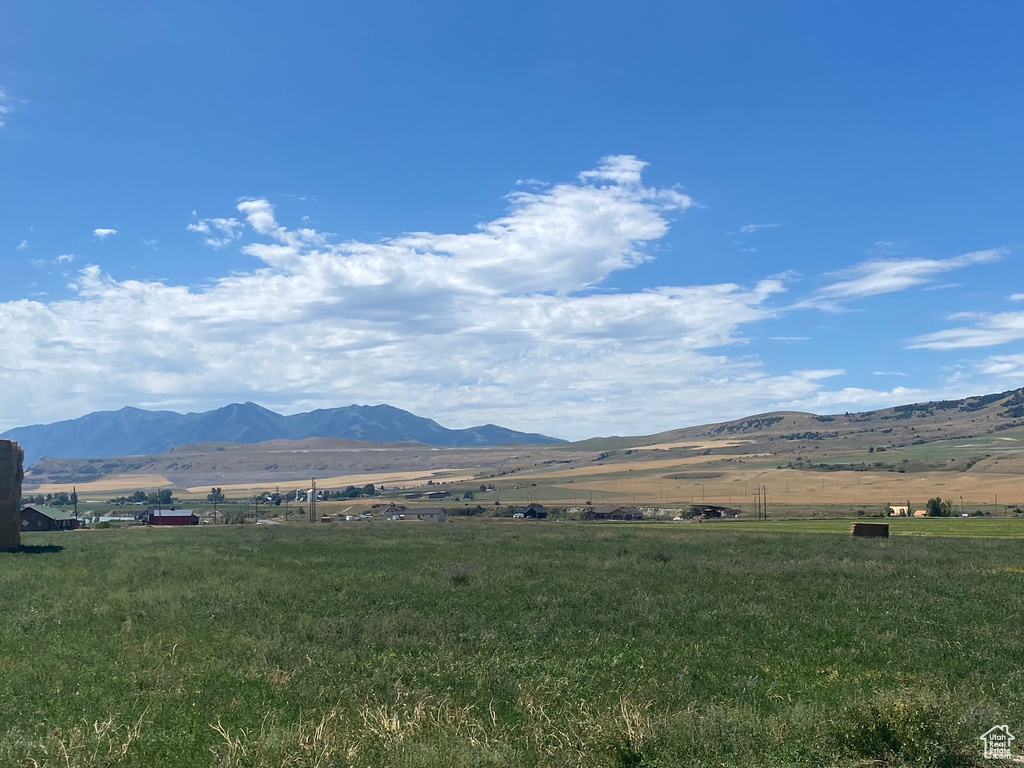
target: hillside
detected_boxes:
[18,388,1024,495]
[571,388,1024,455]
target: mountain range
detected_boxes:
[1,402,565,466]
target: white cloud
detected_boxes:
[739,222,780,234]
[0,156,832,437]
[0,156,1010,438]
[17,240,28,250]
[975,353,1024,381]
[30,254,75,268]
[0,88,19,127]
[93,228,118,240]
[799,248,1005,309]
[187,216,243,248]
[1010,293,1024,301]
[908,310,1024,350]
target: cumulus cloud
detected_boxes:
[799,248,1005,309]
[17,240,28,250]
[93,228,118,240]
[0,155,828,437]
[0,155,1006,437]
[187,216,245,248]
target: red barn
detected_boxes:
[145,509,199,526]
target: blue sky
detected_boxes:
[1,1,1022,439]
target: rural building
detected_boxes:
[888,505,909,517]
[403,507,445,522]
[913,509,928,518]
[20,505,79,531]
[377,503,445,522]
[511,503,548,519]
[688,504,731,519]
[584,505,643,521]
[143,509,199,526]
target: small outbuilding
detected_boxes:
[21,505,79,532]
[511,503,548,519]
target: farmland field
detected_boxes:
[3,522,1024,767]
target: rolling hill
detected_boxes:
[15,388,1024,494]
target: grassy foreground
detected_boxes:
[2,522,1023,767]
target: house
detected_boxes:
[143,509,199,526]
[913,509,928,518]
[403,507,446,522]
[20,505,79,532]
[376,503,408,517]
[584,505,643,521]
[511,503,548,519]
[888,505,909,517]
[377,502,445,521]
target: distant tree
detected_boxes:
[132,490,148,503]
[926,497,954,517]
[148,489,173,506]
[463,490,475,500]
[361,483,376,497]
[207,487,225,503]
[344,485,360,498]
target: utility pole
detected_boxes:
[310,478,317,523]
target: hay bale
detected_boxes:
[850,522,889,539]
[0,440,24,551]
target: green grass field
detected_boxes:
[700,517,1024,537]
[3,521,1023,767]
